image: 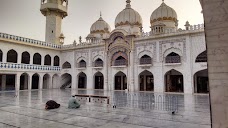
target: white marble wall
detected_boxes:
[201,0,228,127]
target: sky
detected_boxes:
[0,0,203,45]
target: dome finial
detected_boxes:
[126,0,131,8]
[162,0,164,2]
[100,11,102,17]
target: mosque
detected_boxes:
[0,0,208,94]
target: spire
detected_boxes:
[126,0,131,8]
[162,0,164,2]
[98,11,103,20]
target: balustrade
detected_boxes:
[0,62,60,71]
[140,58,152,65]
[165,56,181,63]
[114,60,127,66]
[94,61,103,67]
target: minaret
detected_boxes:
[40,0,68,45]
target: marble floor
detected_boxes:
[0,89,211,128]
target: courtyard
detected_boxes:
[0,89,210,128]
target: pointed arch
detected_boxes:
[32,73,40,89]
[62,61,71,69]
[44,54,51,65]
[94,71,104,89]
[114,71,127,90]
[33,53,41,65]
[20,73,29,90]
[140,55,152,65]
[54,56,60,66]
[194,69,209,93]
[196,51,207,62]
[94,58,103,67]
[139,70,154,91]
[43,74,51,89]
[7,49,17,63]
[78,72,87,89]
[165,52,181,63]
[21,51,30,64]
[164,69,184,92]
[60,73,72,89]
[0,49,3,62]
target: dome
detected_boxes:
[115,0,142,28]
[150,1,177,25]
[90,16,111,34]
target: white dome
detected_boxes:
[115,1,142,28]
[150,2,177,25]
[90,17,111,34]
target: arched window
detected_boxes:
[0,50,2,62]
[165,52,181,63]
[62,62,71,69]
[7,49,17,63]
[140,55,152,65]
[44,55,51,65]
[54,56,60,66]
[196,51,207,62]
[21,51,30,64]
[114,56,127,66]
[94,58,103,67]
[79,60,86,68]
[33,53,41,65]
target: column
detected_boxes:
[17,52,21,64]
[15,74,20,91]
[28,74,32,90]
[1,75,6,91]
[39,74,43,90]
[71,71,77,89]
[2,51,7,63]
[154,66,164,92]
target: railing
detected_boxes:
[78,62,86,68]
[141,24,204,38]
[0,62,61,71]
[114,60,127,66]
[0,32,61,49]
[0,32,104,50]
[165,56,181,63]
[140,58,152,65]
[93,61,103,67]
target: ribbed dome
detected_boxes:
[90,17,111,34]
[115,0,142,28]
[150,2,177,24]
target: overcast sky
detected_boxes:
[0,0,203,44]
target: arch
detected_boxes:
[43,74,51,89]
[60,73,72,89]
[93,55,103,62]
[0,49,2,62]
[62,61,71,69]
[112,52,128,66]
[163,48,182,58]
[7,49,17,63]
[33,53,41,65]
[194,69,209,93]
[195,51,207,62]
[78,60,86,68]
[165,52,181,63]
[138,50,153,59]
[94,58,103,67]
[94,72,104,89]
[139,70,154,91]
[21,51,30,64]
[54,56,60,66]
[20,73,29,90]
[114,71,127,90]
[44,54,51,65]
[32,73,39,89]
[140,55,152,65]
[52,74,60,88]
[78,72,87,89]
[164,69,184,92]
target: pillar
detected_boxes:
[28,74,32,90]
[1,75,6,90]
[201,0,228,127]
[39,74,43,90]
[17,52,21,64]
[15,74,20,91]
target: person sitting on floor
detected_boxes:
[45,100,60,110]
[68,96,80,109]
